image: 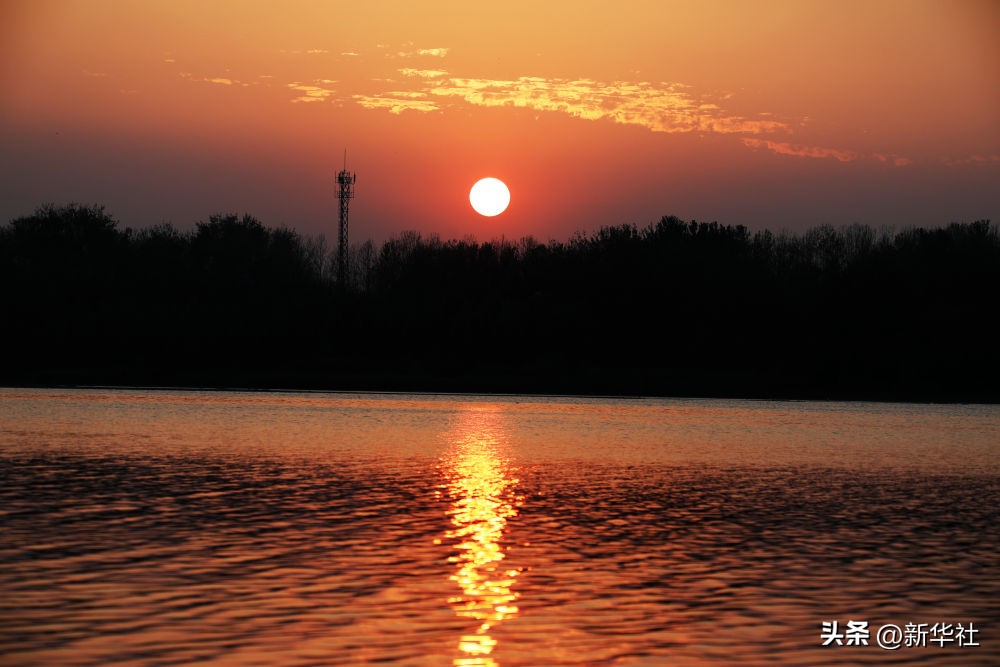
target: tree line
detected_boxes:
[1,203,997,400]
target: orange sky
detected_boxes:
[1,0,997,241]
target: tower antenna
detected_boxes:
[335,151,356,288]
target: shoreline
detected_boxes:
[3,377,997,406]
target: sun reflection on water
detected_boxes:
[440,408,522,667]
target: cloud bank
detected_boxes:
[363,71,788,136]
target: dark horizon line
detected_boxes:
[5,201,994,246]
[4,381,996,406]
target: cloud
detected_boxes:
[353,94,439,114]
[178,72,252,87]
[82,69,110,78]
[942,154,1000,167]
[396,47,450,58]
[166,53,931,168]
[398,68,448,78]
[873,153,912,167]
[743,139,913,166]
[280,48,330,55]
[288,81,336,103]
[360,72,787,135]
[742,138,858,162]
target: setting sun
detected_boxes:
[469,178,511,217]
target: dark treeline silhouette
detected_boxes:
[2,203,997,401]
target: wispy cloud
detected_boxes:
[288,81,336,103]
[82,69,110,78]
[873,153,912,167]
[743,138,912,166]
[280,48,330,55]
[398,68,448,78]
[742,138,857,162]
[178,71,253,87]
[361,72,787,135]
[942,154,1000,167]
[353,94,439,114]
[396,46,450,58]
[177,72,260,88]
[165,50,923,168]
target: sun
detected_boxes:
[469,177,510,217]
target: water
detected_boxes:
[1,388,998,665]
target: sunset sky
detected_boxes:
[2,0,997,242]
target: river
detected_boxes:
[1,388,997,665]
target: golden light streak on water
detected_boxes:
[441,408,521,667]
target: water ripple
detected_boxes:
[0,390,997,665]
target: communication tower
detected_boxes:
[336,152,356,287]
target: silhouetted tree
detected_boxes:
[1,204,996,399]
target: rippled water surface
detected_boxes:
[1,388,998,665]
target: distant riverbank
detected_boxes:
[5,360,997,404]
